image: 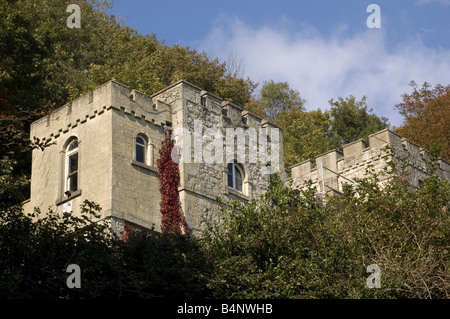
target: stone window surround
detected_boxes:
[133,132,154,167]
[227,162,244,192]
[224,162,251,200]
[131,159,158,173]
[56,189,82,206]
[227,187,250,201]
[56,136,82,206]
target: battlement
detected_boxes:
[150,80,280,133]
[291,129,450,193]
[146,80,283,234]
[32,79,280,141]
[31,80,172,141]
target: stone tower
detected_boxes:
[23,80,283,236]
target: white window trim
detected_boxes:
[65,140,78,193]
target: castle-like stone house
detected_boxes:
[22,80,282,235]
[22,80,450,236]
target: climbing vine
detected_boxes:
[157,130,189,234]
[121,221,131,242]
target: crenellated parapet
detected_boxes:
[31,80,173,142]
[149,80,283,235]
[290,129,450,194]
[150,80,280,133]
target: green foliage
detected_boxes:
[119,231,210,298]
[247,80,332,167]
[1,0,255,106]
[328,95,389,149]
[0,199,114,298]
[248,81,388,167]
[203,167,450,298]
[0,157,29,208]
[0,200,210,299]
[275,108,333,167]
[257,80,305,120]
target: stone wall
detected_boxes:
[290,129,450,194]
[108,81,172,231]
[26,80,282,236]
[152,81,284,235]
[27,81,172,233]
[28,81,115,219]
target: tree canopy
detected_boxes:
[275,108,333,167]
[395,81,450,160]
[328,95,389,149]
[203,165,450,298]
[257,80,305,120]
[0,0,257,193]
[247,81,389,167]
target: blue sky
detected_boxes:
[109,0,450,126]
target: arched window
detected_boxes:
[227,163,243,192]
[65,138,78,192]
[135,135,147,163]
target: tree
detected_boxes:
[328,95,389,149]
[157,131,188,235]
[0,199,210,298]
[244,80,321,166]
[0,0,58,180]
[395,81,450,160]
[203,162,450,298]
[275,108,333,167]
[245,81,389,167]
[257,80,305,120]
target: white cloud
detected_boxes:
[196,15,450,127]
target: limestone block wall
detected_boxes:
[27,81,173,233]
[152,81,284,234]
[28,81,115,219]
[105,81,172,232]
[290,129,450,194]
[109,108,165,231]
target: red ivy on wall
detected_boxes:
[121,221,131,242]
[157,131,189,235]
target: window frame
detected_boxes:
[135,135,147,164]
[227,162,244,193]
[65,138,79,193]
[131,133,157,173]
